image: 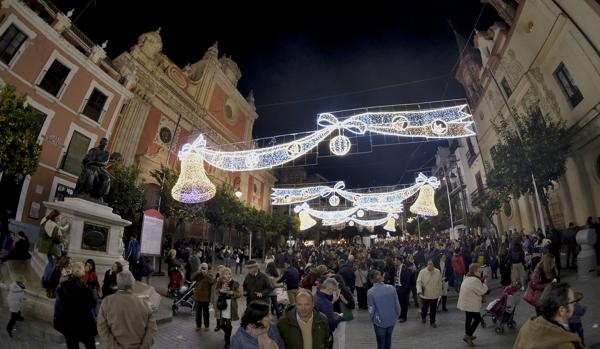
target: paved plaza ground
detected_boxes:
[1,267,599,349]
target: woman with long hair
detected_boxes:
[331,274,355,349]
[265,262,283,319]
[101,261,123,298]
[524,253,558,316]
[213,267,240,348]
[231,301,285,349]
[83,258,101,316]
[457,263,488,346]
[355,260,369,310]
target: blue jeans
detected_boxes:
[373,325,394,349]
[42,254,56,282]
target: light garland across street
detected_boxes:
[271,172,440,213]
[178,105,474,172]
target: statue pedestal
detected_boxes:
[40,197,131,274]
[576,228,597,280]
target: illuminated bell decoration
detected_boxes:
[329,134,351,156]
[383,217,396,232]
[409,184,438,217]
[329,195,340,207]
[299,210,317,231]
[171,152,216,203]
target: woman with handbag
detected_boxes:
[331,274,355,349]
[213,267,240,348]
[36,210,65,291]
[523,254,558,316]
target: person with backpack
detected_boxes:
[37,210,66,289]
[126,234,141,276]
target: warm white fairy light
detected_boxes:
[409,184,438,217]
[171,136,216,203]
[177,105,474,172]
[322,213,399,228]
[272,173,439,213]
[383,217,396,232]
[329,195,340,207]
[329,134,352,156]
[299,210,317,231]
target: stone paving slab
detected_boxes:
[1,267,599,348]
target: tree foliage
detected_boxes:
[487,106,570,227]
[0,85,42,179]
[105,163,145,222]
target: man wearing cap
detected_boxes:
[97,270,157,349]
[242,260,273,305]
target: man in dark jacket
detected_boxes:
[278,261,300,305]
[278,290,331,349]
[314,277,342,333]
[394,256,411,322]
[242,260,273,304]
[337,256,356,294]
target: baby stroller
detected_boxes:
[172,280,196,315]
[168,265,185,298]
[481,285,519,334]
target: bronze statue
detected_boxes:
[75,138,111,203]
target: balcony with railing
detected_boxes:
[470,186,488,207]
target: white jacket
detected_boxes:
[7,282,25,313]
[457,276,488,313]
[416,268,443,299]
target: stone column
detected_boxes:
[111,96,151,165]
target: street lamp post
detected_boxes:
[443,167,455,240]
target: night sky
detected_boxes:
[52,0,501,188]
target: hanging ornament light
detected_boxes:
[383,217,396,232]
[329,130,352,156]
[172,135,216,203]
[348,220,355,226]
[329,194,340,207]
[409,184,438,217]
[356,209,365,218]
[299,210,317,231]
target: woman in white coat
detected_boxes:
[457,263,488,347]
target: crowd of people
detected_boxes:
[159,217,597,349]
[2,209,599,348]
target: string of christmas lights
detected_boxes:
[178,105,474,173]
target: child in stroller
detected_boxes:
[481,284,519,334]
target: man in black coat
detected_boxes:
[394,256,411,322]
[278,261,300,305]
[337,256,356,294]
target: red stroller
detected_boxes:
[168,265,184,298]
[481,285,519,334]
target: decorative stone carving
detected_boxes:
[167,66,188,89]
[136,28,163,59]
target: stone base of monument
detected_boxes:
[1,259,167,325]
[576,228,597,281]
[0,197,167,325]
[41,197,131,274]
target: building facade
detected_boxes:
[109,30,275,238]
[0,0,132,230]
[456,0,600,233]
